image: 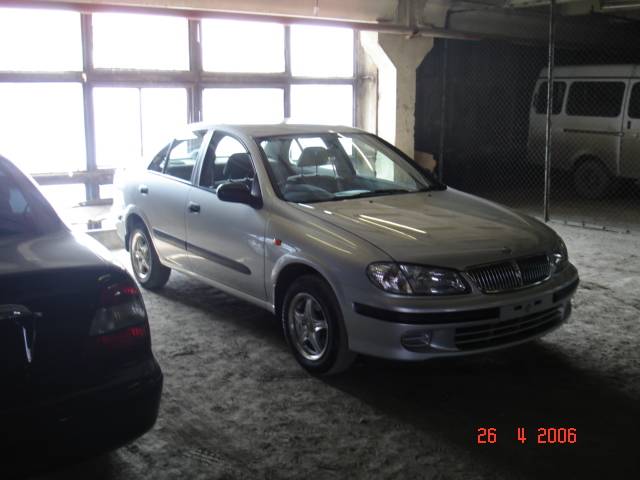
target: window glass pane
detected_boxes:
[0,8,81,71]
[141,88,188,157]
[93,13,189,70]
[165,135,205,181]
[290,84,353,126]
[94,87,187,169]
[534,82,566,115]
[566,81,626,118]
[291,25,353,78]
[202,88,284,124]
[94,88,142,169]
[202,19,284,73]
[628,83,640,119]
[0,83,86,173]
[40,184,86,211]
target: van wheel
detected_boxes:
[281,275,355,375]
[573,159,611,200]
[129,225,171,290]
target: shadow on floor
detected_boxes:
[327,342,640,479]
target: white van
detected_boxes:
[528,64,640,199]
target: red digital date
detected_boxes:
[537,427,577,444]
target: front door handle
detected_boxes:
[139,185,149,194]
[188,202,201,213]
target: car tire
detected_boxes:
[281,275,355,375]
[573,158,612,200]
[129,224,171,290]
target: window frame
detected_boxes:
[196,129,259,195]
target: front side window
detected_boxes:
[566,81,626,118]
[200,134,254,190]
[164,132,206,181]
[628,83,640,119]
[258,133,438,203]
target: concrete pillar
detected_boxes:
[360,32,433,157]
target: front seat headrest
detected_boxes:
[223,153,253,180]
[298,147,330,168]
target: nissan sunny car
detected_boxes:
[114,124,579,374]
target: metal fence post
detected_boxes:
[438,39,449,182]
[543,0,556,222]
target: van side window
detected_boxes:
[628,83,640,119]
[566,81,626,118]
[534,82,566,115]
[165,134,205,181]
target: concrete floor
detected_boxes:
[36,224,640,480]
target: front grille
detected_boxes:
[466,254,551,293]
[454,307,563,350]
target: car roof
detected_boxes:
[185,123,364,138]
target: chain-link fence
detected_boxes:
[416,6,640,234]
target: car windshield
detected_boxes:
[258,132,442,203]
[0,159,62,236]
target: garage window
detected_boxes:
[202,88,284,124]
[92,13,189,70]
[290,25,354,78]
[93,87,188,168]
[290,84,353,126]
[0,8,81,72]
[0,83,86,174]
[202,19,284,73]
[567,81,626,118]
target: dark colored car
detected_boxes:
[0,155,162,474]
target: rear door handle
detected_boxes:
[188,202,201,213]
[139,185,149,194]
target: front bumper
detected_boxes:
[343,264,579,361]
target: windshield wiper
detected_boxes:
[332,188,431,201]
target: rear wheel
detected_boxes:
[573,158,612,199]
[282,275,355,375]
[129,225,170,290]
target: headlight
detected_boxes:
[367,263,469,295]
[550,239,568,274]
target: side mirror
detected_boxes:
[216,181,261,208]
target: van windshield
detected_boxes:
[258,133,443,203]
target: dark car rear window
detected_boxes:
[0,158,62,236]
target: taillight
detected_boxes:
[89,280,149,352]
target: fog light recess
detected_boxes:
[401,330,433,352]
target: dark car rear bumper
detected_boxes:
[0,358,163,474]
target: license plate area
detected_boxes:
[501,294,552,321]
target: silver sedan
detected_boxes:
[115,124,579,374]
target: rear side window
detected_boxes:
[628,83,640,119]
[0,160,62,235]
[164,134,205,181]
[148,144,169,172]
[566,81,626,118]
[534,81,566,115]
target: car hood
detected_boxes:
[0,229,116,276]
[294,188,558,270]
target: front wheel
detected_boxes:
[573,159,612,199]
[129,225,171,290]
[282,275,355,375]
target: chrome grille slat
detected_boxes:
[466,254,551,293]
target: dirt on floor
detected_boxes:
[35,224,640,480]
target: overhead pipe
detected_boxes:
[0,0,482,40]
